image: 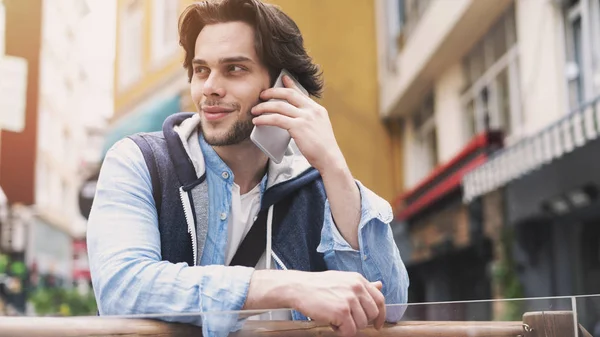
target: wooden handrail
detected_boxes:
[0,317,523,337]
[0,311,587,337]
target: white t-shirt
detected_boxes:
[225,182,262,266]
[224,182,293,320]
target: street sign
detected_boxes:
[0,56,27,132]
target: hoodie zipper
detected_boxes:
[179,187,198,266]
[271,252,287,270]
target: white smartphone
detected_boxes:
[250,69,308,164]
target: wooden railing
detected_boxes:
[0,310,593,337]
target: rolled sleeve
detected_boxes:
[317,181,409,321]
[87,138,254,335]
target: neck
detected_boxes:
[213,139,268,194]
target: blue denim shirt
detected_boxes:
[198,135,269,266]
[87,135,409,334]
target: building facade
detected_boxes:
[106,0,399,201]
[377,0,600,324]
[1,0,111,314]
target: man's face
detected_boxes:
[190,21,271,146]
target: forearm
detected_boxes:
[317,180,410,318]
[91,254,254,320]
[320,162,361,249]
[243,269,297,310]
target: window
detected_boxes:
[406,94,438,186]
[151,0,179,65]
[461,4,520,143]
[400,0,433,41]
[384,0,433,70]
[118,0,144,90]
[565,2,587,109]
[563,0,600,110]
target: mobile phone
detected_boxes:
[250,69,308,164]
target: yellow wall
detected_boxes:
[114,0,402,201]
[114,0,191,120]
[268,0,398,201]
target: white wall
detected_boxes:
[515,0,567,135]
[403,118,420,189]
[36,0,112,238]
[435,63,468,164]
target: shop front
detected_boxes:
[462,96,600,328]
[394,131,503,321]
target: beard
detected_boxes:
[202,114,255,146]
[200,99,257,146]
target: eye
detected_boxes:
[194,66,209,75]
[228,65,246,73]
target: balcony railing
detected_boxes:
[0,295,597,336]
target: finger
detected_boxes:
[335,318,357,337]
[251,100,302,118]
[366,282,386,330]
[350,296,369,331]
[330,305,356,337]
[358,289,380,325]
[252,113,295,130]
[371,281,383,290]
[260,87,306,107]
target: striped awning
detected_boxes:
[462,96,600,203]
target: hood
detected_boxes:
[163,112,321,208]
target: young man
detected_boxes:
[87,0,408,336]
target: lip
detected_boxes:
[202,106,235,121]
[202,106,235,113]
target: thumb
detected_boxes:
[371,281,383,290]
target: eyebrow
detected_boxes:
[192,56,255,65]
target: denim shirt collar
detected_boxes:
[198,134,232,178]
[198,133,268,193]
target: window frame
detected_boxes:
[460,5,522,145]
[150,0,180,67]
[405,93,438,187]
[563,0,597,110]
[117,0,144,91]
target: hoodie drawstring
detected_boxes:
[265,205,274,270]
[266,204,275,320]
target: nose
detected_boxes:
[202,72,226,98]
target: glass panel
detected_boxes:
[469,42,485,86]
[0,297,578,336]
[569,16,585,109]
[478,86,491,130]
[163,0,179,46]
[465,99,476,139]
[575,295,600,336]
[398,0,405,27]
[497,68,512,135]
[505,3,517,47]
[492,18,507,65]
[425,128,438,168]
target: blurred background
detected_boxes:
[0,0,599,328]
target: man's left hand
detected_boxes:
[251,75,344,173]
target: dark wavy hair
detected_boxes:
[178,0,324,98]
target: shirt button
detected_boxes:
[363,254,368,261]
[221,171,230,179]
[220,212,227,221]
